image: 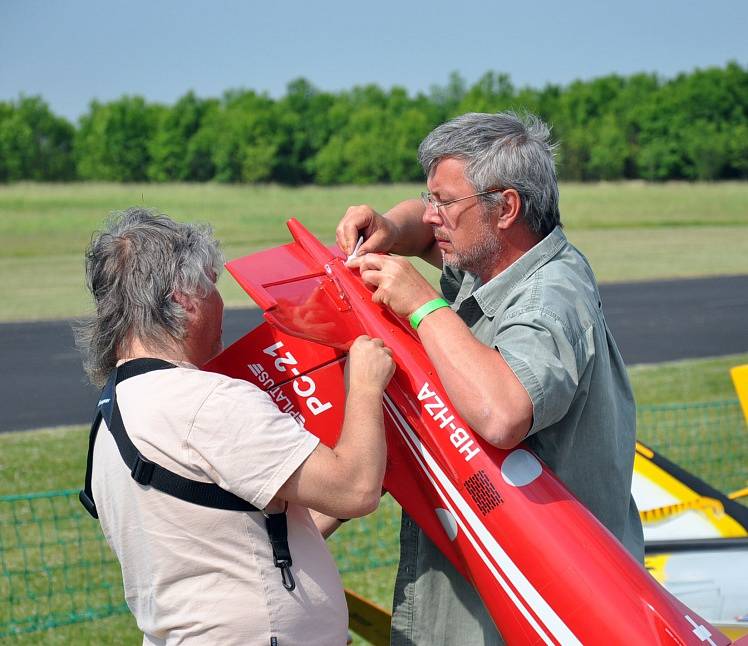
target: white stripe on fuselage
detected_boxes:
[384,395,581,646]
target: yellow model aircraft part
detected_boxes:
[643,553,671,583]
[731,363,748,426]
[640,497,724,523]
[713,623,748,640]
[728,486,748,500]
[345,588,391,646]
[634,446,748,537]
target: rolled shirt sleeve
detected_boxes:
[494,310,591,436]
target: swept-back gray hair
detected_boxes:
[418,111,561,237]
[75,207,223,386]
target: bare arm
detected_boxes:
[310,510,344,539]
[274,336,395,519]
[350,254,532,450]
[416,307,533,449]
[336,200,442,268]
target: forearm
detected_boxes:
[310,510,343,539]
[416,308,532,448]
[332,386,387,514]
[384,199,439,262]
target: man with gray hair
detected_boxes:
[78,208,395,645]
[337,112,643,645]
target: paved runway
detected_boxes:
[1,275,746,433]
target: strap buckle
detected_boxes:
[130,453,155,485]
[274,559,296,591]
[79,490,98,519]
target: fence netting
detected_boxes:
[2,400,746,638]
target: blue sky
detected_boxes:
[2,0,746,122]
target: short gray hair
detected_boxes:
[418,112,561,237]
[75,208,223,386]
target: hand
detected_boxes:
[345,335,395,393]
[347,254,440,318]
[336,205,400,257]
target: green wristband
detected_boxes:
[409,298,450,330]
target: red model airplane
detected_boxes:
[206,219,746,645]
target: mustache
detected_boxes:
[433,228,450,242]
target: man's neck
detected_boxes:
[117,337,191,366]
[479,224,544,283]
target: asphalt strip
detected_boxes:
[0,275,746,433]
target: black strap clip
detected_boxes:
[277,559,295,591]
[130,453,155,485]
[266,512,295,591]
[79,489,98,519]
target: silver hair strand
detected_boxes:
[74,207,223,386]
[418,111,561,237]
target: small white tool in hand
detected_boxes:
[346,236,364,264]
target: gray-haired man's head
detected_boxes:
[76,208,223,386]
[418,112,561,237]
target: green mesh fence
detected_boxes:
[0,491,129,638]
[636,399,748,495]
[2,400,746,639]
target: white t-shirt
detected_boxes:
[91,363,348,645]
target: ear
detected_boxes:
[495,189,522,230]
[172,290,197,314]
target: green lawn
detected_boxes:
[0,181,746,321]
[1,180,746,642]
[2,351,747,644]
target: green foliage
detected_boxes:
[310,84,437,184]
[457,71,515,114]
[3,63,748,184]
[0,96,75,181]
[74,96,162,181]
[147,92,218,181]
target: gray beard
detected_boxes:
[444,229,502,277]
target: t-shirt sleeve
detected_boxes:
[186,377,320,509]
[493,310,589,436]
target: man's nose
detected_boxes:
[422,203,442,226]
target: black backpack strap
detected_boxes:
[265,511,295,591]
[79,358,296,590]
[81,358,256,513]
[79,371,117,518]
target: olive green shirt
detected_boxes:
[391,226,643,646]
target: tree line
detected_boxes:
[1,63,746,184]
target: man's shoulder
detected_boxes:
[500,246,602,345]
[173,366,261,398]
[518,236,598,305]
[128,365,262,407]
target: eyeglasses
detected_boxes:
[420,188,504,217]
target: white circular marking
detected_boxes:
[501,449,542,487]
[435,508,458,541]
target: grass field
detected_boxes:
[2,346,746,645]
[0,181,746,321]
[1,181,746,643]
[2,352,747,644]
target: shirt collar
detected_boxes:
[454,226,567,317]
[115,357,197,370]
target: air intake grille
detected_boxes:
[464,470,503,515]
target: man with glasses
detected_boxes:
[337,112,643,645]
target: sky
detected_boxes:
[1,0,747,123]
